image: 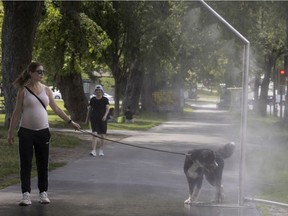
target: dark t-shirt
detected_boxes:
[89,96,109,120]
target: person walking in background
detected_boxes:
[88,85,109,157]
[107,107,115,122]
[7,62,81,206]
[124,106,134,123]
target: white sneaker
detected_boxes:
[39,191,50,204]
[99,150,104,156]
[19,192,32,206]
[89,150,96,157]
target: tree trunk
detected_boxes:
[55,1,88,122]
[141,75,155,112]
[56,74,88,121]
[111,61,126,117]
[2,1,44,126]
[122,48,143,113]
[258,58,274,116]
[253,76,261,111]
[283,15,288,125]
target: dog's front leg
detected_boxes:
[184,177,195,204]
[184,177,203,204]
[191,184,201,202]
[214,185,224,203]
[211,161,224,203]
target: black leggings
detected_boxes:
[18,127,51,193]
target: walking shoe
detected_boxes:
[89,150,96,157]
[19,192,32,206]
[99,150,104,156]
[39,191,50,204]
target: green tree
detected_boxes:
[282,4,288,124]
[253,2,286,116]
[0,3,4,80]
[122,1,171,112]
[34,1,110,121]
[2,1,44,126]
[83,1,129,116]
[210,1,287,116]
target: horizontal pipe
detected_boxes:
[245,197,288,208]
[190,203,242,209]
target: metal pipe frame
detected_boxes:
[245,197,288,208]
[198,0,250,206]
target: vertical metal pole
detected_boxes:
[239,43,250,206]
[273,65,277,117]
[280,86,283,118]
[198,0,250,206]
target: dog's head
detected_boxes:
[218,142,236,159]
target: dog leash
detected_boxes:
[79,129,186,156]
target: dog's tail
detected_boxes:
[217,142,235,159]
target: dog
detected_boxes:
[183,142,235,204]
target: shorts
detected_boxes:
[90,118,107,134]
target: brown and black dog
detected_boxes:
[184,142,235,204]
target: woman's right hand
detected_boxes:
[7,133,14,145]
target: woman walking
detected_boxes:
[7,62,80,206]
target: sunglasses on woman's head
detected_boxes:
[34,70,45,75]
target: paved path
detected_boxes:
[0,103,260,216]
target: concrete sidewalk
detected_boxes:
[0,105,260,216]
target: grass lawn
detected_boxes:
[245,112,288,205]
[0,127,83,189]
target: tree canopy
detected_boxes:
[2,1,288,122]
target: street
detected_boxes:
[0,102,260,216]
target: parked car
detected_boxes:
[104,93,114,103]
[52,90,62,99]
[90,93,114,104]
[276,94,286,104]
[49,86,62,99]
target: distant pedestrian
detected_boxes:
[124,106,134,123]
[107,107,115,122]
[88,85,109,157]
[7,61,81,206]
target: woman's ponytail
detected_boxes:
[13,69,30,88]
[12,62,42,88]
